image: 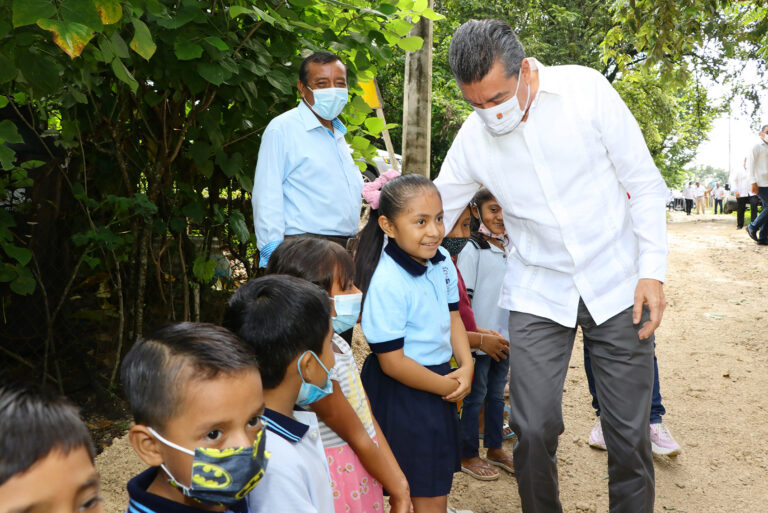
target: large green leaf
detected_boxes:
[9,265,35,295]
[204,36,229,51]
[12,0,56,27]
[130,18,156,60]
[17,54,61,94]
[193,256,216,283]
[1,241,32,266]
[110,31,130,59]
[229,209,251,244]
[174,40,203,60]
[0,145,16,170]
[94,0,122,24]
[37,19,95,58]
[197,63,231,85]
[363,116,385,135]
[61,0,103,30]
[0,120,24,144]
[396,36,423,52]
[110,58,138,92]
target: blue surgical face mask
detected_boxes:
[331,292,362,334]
[296,350,333,405]
[307,87,348,120]
[147,425,269,506]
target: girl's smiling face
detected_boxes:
[379,190,445,264]
[474,198,505,235]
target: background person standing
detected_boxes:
[730,157,759,229]
[712,183,725,214]
[746,125,768,245]
[252,51,364,268]
[683,181,694,215]
[694,181,706,214]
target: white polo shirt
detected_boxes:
[362,243,459,366]
[248,409,333,513]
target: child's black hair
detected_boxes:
[120,322,259,429]
[266,237,354,293]
[222,275,331,389]
[355,174,440,295]
[0,383,95,486]
[469,188,497,249]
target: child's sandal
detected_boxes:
[461,461,499,481]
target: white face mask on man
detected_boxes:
[473,66,531,137]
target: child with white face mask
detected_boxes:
[456,188,515,479]
[266,237,411,513]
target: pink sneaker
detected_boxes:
[650,422,681,456]
[588,417,607,451]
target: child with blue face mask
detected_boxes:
[223,275,337,513]
[266,237,411,513]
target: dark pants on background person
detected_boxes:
[736,195,759,228]
[460,354,510,458]
[714,198,723,214]
[748,187,768,242]
[507,300,654,513]
[685,198,693,215]
[584,343,666,424]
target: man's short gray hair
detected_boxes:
[760,124,768,132]
[449,19,526,84]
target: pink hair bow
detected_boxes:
[361,169,400,209]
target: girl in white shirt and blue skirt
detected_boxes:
[355,172,474,513]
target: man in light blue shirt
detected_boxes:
[252,51,364,267]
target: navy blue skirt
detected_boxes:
[361,354,460,497]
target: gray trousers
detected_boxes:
[507,300,655,513]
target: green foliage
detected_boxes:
[377,0,721,184]
[0,0,432,355]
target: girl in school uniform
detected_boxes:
[456,188,515,478]
[355,172,474,513]
[267,237,411,513]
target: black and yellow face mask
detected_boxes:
[149,425,270,506]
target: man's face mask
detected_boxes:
[148,426,269,506]
[306,87,348,120]
[474,66,531,137]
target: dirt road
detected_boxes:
[96,212,768,513]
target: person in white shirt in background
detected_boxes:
[436,18,667,513]
[712,183,726,214]
[746,124,768,245]
[694,181,706,214]
[683,181,695,215]
[730,157,759,229]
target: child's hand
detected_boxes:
[477,328,510,362]
[442,365,473,402]
[389,492,413,513]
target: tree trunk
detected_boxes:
[401,1,434,177]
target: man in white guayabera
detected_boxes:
[435,19,668,513]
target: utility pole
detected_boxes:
[401,1,434,177]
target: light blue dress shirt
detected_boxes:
[362,243,460,366]
[252,101,364,266]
